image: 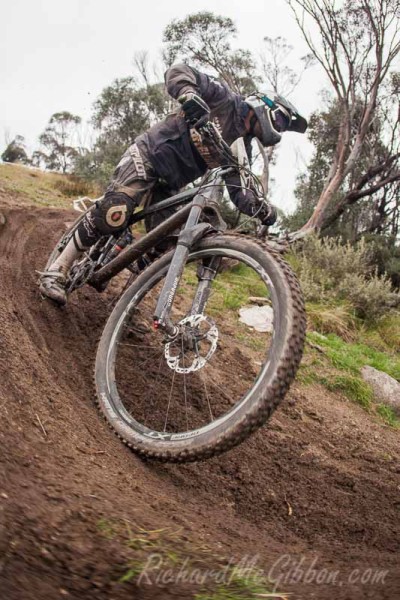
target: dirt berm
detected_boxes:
[0,202,399,599]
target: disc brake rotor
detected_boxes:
[164,314,218,374]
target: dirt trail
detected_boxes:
[0,203,399,599]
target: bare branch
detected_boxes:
[288,0,400,231]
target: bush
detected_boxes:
[290,235,400,321]
[340,273,398,321]
[376,313,400,352]
[306,303,357,341]
[53,175,98,198]
[363,234,400,288]
[1,135,30,164]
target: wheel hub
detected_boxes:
[164,314,218,374]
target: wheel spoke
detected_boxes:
[118,342,161,349]
[144,352,165,427]
[163,369,176,432]
[181,337,189,431]
[200,370,214,422]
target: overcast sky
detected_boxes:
[1,0,327,212]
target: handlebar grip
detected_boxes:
[192,114,210,130]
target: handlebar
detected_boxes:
[187,120,265,202]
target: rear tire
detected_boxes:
[94,234,306,462]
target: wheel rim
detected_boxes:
[104,248,281,441]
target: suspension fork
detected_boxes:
[153,173,224,336]
[190,256,221,316]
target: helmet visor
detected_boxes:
[272,107,291,133]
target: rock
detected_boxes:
[361,366,400,415]
[239,305,273,333]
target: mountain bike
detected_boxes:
[45,122,306,462]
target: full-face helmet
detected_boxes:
[245,92,308,146]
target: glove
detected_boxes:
[258,201,278,227]
[178,93,210,126]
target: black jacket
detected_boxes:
[136,64,260,216]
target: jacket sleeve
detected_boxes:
[224,173,264,218]
[164,63,234,109]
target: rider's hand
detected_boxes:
[178,93,210,127]
[258,202,278,227]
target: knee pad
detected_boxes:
[91,192,136,235]
[74,192,136,249]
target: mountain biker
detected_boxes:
[39,63,308,305]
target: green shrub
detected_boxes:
[290,235,400,321]
[339,272,399,321]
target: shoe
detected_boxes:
[38,268,67,305]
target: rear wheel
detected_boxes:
[94,234,306,462]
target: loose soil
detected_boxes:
[0,203,399,599]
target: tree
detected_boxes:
[163,12,257,94]
[260,36,314,97]
[92,77,150,147]
[288,0,400,234]
[286,94,400,239]
[34,111,81,173]
[74,133,127,188]
[76,60,172,186]
[256,37,314,201]
[1,135,29,164]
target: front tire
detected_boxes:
[94,234,306,462]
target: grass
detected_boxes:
[235,328,267,351]
[97,518,282,598]
[376,405,400,428]
[300,331,400,426]
[359,312,400,353]
[205,262,269,313]
[306,302,357,342]
[319,374,373,408]
[0,163,97,208]
[307,332,400,381]
[195,572,282,600]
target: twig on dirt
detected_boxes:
[306,339,326,354]
[284,495,293,517]
[248,296,272,305]
[255,593,291,599]
[36,414,47,438]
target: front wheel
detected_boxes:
[94,234,306,462]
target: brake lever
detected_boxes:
[257,224,269,239]
[193,115,210,130]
